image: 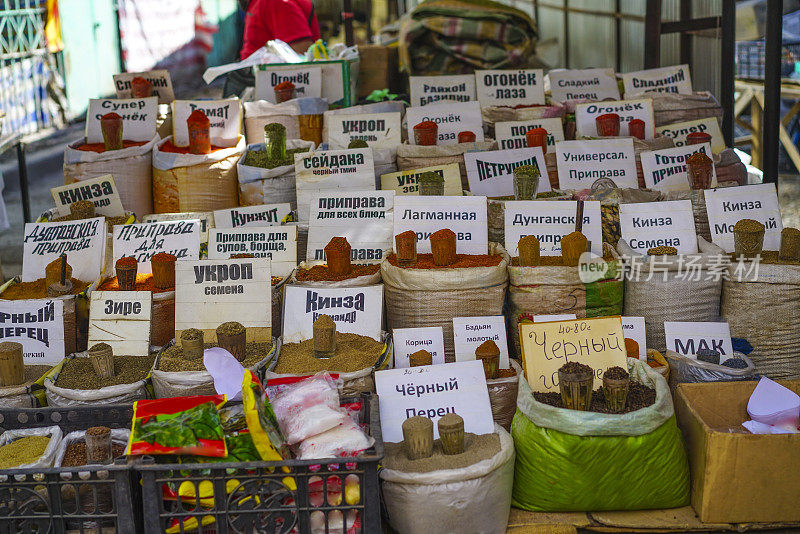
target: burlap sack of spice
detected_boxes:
[0,369,48,408]
[618,236,726,353]
[0,425,63,469]
[151,340,276,398]
[290,261,382,287]
[63,136,159,218]
[381,243,509,362]
[237,139,316,207]
[721,261,800,379]
[152,136,244,213]
[380,424,514,534]
[264,333,392,396]
[43,353,152,407]
[648,91,723,127]
[663,350,756,389]
[481,104,565,139]
[507,245,623,360]
[487,360,521,431]
[397,141,496,191]
[512,358,689,512]
[243,97,328,145]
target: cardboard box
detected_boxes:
[674,380,800,524]
[357,45,400,98]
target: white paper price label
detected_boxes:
[655,118,725,153]
[22,217,106,283]
[213,203,292,229]
[548,68,620,102]
[113,220,201,274]
[326,112,402,149]
[175,258,272,342]
[620,200,698,255]
[465,147,551,197]
[640,143,716,192]
[51,174,125,217]
[282,285,384,342]
[0,299,65,364]
[405,101,484,146]
[375,360,495,442]
[394,195,488,254]
[575,98,655,139]
[254,66,322,103]
[664,321,733,362]
[172,99,241,147]
[89,291,152,357]
[409,75,476,107]
[555,138,638,189]
[504,200,602,256]
[114,70,174,103]
[307,191,394,264]
[475,69,545,106]
[392,327,446,368]
[207,225,297,278]
[534,314,577,322]
[141,212,214,243]
[621,64,693,96]
[295,148,376,223]
[621,316,647,360]
[85,97,158,143]
[705,183,783,252]
[495,118,565,150]
[380,163,462,196]
[452,316,510,369]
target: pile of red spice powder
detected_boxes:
[159,141,226,154]
[295,264,380,282]
[387,253,502,269]
[274,81,295,91]
[76,140,148,153]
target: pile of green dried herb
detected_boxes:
[242,147,309,169]
[55,355,156,389]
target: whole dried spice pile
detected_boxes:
[295,263,380,282]
[647,246,677,256]
[274,333,384,374]
[559,361,593,375]
[242,147,308,169]
[535,382,656,413]
[98,273,173,293]
[55,355,156,389]
[383,433,500,473]
[62,441,125,467]
[387,253,503,269]
[2,278,88,300]
[0,436,50,469]
[51,213,130,226]
[604,366,629,380]
[158,342,273,372]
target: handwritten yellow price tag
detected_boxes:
[519,316,628,393]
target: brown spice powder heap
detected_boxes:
[55,355,155,390]
[295,263,380,282]
[383,433,500,473]
[274,333,383,374]
[387,253,502,269]
[217,322,245,336]
[98,273,173,293]
[647,246,677,256]
[734,219,765,232]
[535,382,656,414]
[1,278,88,300]
[158,342,273,372]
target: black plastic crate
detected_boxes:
[0,405,140,534]
[135,393,384,534]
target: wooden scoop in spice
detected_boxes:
[313,315,337,359]
[324,237,353,277]
[518,235,540,267]
[430,229,457,266]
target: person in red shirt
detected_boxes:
[241,0,321,59]
[224,0,321,96]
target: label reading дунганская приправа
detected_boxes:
[22,217,106,283]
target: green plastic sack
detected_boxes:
[511,358,689,512]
